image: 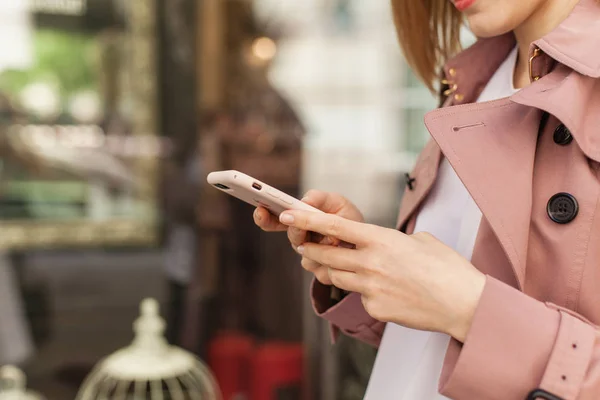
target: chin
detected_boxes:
[466,13,517,38]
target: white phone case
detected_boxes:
[207,170,322,216]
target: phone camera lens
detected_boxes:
[214,183,230,190]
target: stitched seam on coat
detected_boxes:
[568,180,598,312]
[542,313,594,399]
[541,312,568,396]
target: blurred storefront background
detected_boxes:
[0,0,475,399]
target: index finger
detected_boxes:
[301,190,330,210]
[279,210,369,246]
[302,190,350,217]
[254,207,287,232]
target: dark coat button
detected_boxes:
[547,193,578,224]
[404,173,416,191]
[553,124,573,145]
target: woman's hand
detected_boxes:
[254,190,364,285]
[278,210,486,343]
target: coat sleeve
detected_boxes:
[311,278,385,348]
[439,275,600,400]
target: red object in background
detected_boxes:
[208,332,254,400]
[250,342,304,400]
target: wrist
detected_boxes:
[447,272,486,343]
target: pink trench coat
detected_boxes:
[310,0,600,399]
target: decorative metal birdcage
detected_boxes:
[0,366,45,400]
[76,298,221,399]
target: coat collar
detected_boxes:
[534,0,600,79]
[400,0,600,290]
[442,0,600,106]
[442,34,516,105]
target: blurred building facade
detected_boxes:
[0,0,477,399]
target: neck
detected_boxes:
[512,0,579,88]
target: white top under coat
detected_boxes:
[364,46,519,400]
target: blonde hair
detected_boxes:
[391,0,464,92]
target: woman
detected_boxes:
[255,0,600,399]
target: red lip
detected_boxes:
[453,0,476,11]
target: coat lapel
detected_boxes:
[423,99,541,290]
[395,35,515,234]
[402,64,599,291]
[395,139,442,231]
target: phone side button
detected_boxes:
[267,189,280,199]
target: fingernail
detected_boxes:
[301,196,309,202]
[254,209,261,221]
[280,213,294,224]
[296,245,304,254]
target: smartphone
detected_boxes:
[207,170,322,216]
